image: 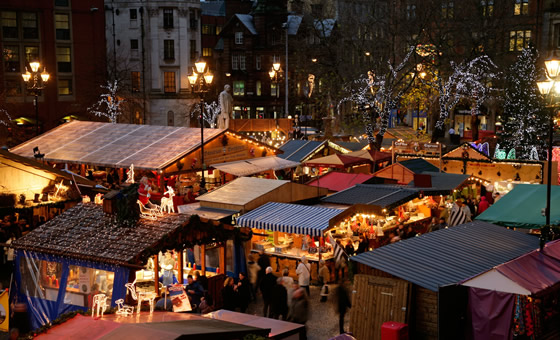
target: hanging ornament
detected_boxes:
[507,149,516,160]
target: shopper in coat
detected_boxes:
[271,277,289,320]
[296,256,311,296]
[335,280,352,334]
[260,266,277,317]
[318,260,330,302]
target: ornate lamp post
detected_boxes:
[536,53,560,249]
[188,60,214,193]
[269,62,283,118]
[22,61,49,136]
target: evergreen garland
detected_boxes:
[499,47,549,159]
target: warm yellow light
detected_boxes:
[269,70,276,79]
[365,52,370,56]
[273,62,281,72]
[188,74,198,86]
[195,61,206,74]
[311,58,318,62]
[22,72,31,82]
[537,78,554,96]
[30,61,40,73]
[41,68,50,82]
[420,71,427,79]
[545,55,560,79]
[204,74,214,85]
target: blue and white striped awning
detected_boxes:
[236,202,344,237]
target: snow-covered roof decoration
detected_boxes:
[235,14,257,35]
[287,15,303,35]
[313,18,335,38]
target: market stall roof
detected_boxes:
[236,202,345,236]
[399,158,440,173]
[277,140,325,162]
[306,172,374,192]
[462,244,560,295]
[9,121,276,172]
[211,156,299,177]
[370,158,440,185]
[321,184,421,209]
[351,221,540,292]
[332,140,369,152]
[0,148,97,187]
[345,149,393,163]
[11,203,191,267]
[177,202,239,220]
[304,153,369,169]
[408,172,470,193]
[476,184,560,228]
[196,177,328,213]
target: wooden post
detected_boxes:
[201,244,206,275]
[219,243,226,275]
[178,249,184,284]
[153,254,159,296]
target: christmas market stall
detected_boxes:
[371,158,440,185]
[9,120,280,194]
[460,239,560,339]
[236,202,346,279]
[348,221,539,340]
[209,156,300,181]
[306,172,374,193]
[0,149,101,230]
[10,194,252,330]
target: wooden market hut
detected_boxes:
[9,121,280,190]
[371,158,440,184]
[209,156,300,180]
[11,202,251,330]
[306,172,374,193]
[348,221,540,340]
[0,148,101,226]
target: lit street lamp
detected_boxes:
[189,60,214,193]
[269,62,283,118]
[22,61,49,136]
[536,53,560,249]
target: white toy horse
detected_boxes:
[92,293,108,318]
[125,279,157,314]
[160,186,175,213]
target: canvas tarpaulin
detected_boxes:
[467,287,515,340]
[476,184,560,228]
[496,250,560,295]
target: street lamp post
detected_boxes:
[188,60,214,194]
[269,62,282,118]
[536,54,559,249]
[22,61,49,136]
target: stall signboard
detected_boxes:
[78,267,91,294]
[168,284,192,312]
[393,141,441,156]
[0,290,8,332]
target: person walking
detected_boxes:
[221,276,237,311]
[478,196,490,215]
[280,268,295,305]
[271,277,289,320]
[318,260,330,302]
[288,288,310,338]
[257,250,270,295]
[260,266,276,317]
[247,254,260,301]
[335,280,352,334]
[236,272,251,313]
[296,256,311,296]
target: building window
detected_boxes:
[56,46,71,72]
[239,55,246,70]
[163,9,173,29]
[131,71,140,92]
[271,83,279,97]
[514,0,529,15]
[2,11,18,39]
[190,10,197,30]
[481,0,493,16]
[406,4,416,20]
[256,55,261,70]
[130,8,137,20]
[55,0,69,7]
[190,40,196,61]
[131,39,139,58]
[233,81,245,96]
[232,55,239,70]
[25,46,39,63]
[235,32,243,44]
[202,47,212,57]
[58,78,73,95]
[3,45,19,72]
[256,80,262,96]
[442,1,454,19]
[216,25,222,35]
[55,13,70,40]
[164,40,174,60]
[202,24,213,35]
[22,13,38,39]
[164,71,176,93]
[509,30,531,51]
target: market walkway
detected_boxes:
[245,284,351,340]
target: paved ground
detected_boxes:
[245,284,351,340]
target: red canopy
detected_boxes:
[307,172,374,192]
[304,154,370,169]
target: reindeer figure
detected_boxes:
[160,186,175,213]
[125,279,157,314]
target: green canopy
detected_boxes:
[476,184,560,228]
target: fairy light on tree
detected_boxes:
[191,101,220,128]
[499,47,548,160]
[88,80,124,124]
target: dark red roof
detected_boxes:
[307,172,374,192]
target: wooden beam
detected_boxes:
[219,243,226,275]
[178,250,184,284]
[154,254,159,296]
[201,244,206,275]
